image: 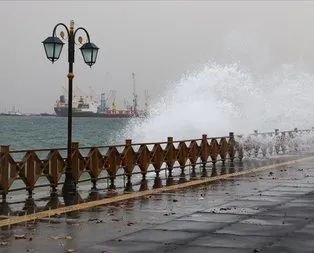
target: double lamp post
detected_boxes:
[42,20,99,194]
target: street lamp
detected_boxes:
[42,20,99,194]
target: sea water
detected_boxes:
[1,62,314,149]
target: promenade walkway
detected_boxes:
[1,152,314,253]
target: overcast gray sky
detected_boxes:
[1,1,314,113]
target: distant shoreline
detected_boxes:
[0,113,56,117]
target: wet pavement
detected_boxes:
[1,153,314,252]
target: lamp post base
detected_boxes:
[62,169,76,194]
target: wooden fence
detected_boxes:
[0,128,313,200]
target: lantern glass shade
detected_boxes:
[42,36,64,63]
[80,42,99,67]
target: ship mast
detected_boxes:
[132,72,138,116]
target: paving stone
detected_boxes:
[259,190,306,197]
[167,246,253,253]
[276,183,314,188]
[265,205,314,218]
[301,194,314,200]
[289,198,314,204]
[263,237,314,253]
[114,229,201,244]
[262,245,312,253]
[215,222,294,236]
[176,212,244,223]
[152,220,226,232]
[293,223,314,237]
[219,199,278,208]
[239,215,304,226]
[271,186,314,192]
[261,209,294,217]
[240,195,293,203]
[81,241,165,253]
[189,233,272,248]
[119,210,181,224]
[203,206,264,215]
[280,202,314,208]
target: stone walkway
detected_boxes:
[1,154,314,253]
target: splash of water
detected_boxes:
[114,62,314,144]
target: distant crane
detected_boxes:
[100,89,116,113]
[100,93,106,112]
[132,72,138,116]
[74,85,86,99]
[62,85,67,95]
[89,85,97,97]
[110,89,117,113]
[124,98,131,110]
[76,85,83,94]
[105,72,111,86]
[144,90,150,111]
[100,72,114,113]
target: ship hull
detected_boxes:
[54,107,138,118]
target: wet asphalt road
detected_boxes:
[1,153,314,253]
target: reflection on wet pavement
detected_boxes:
[0,153,314,252]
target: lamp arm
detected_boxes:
[73,27,91,43]
[52,23,70,38]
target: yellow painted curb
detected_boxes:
[1,156,313,227]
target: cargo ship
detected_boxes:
[54,73,149,118]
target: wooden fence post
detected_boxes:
[0,145,10,200]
